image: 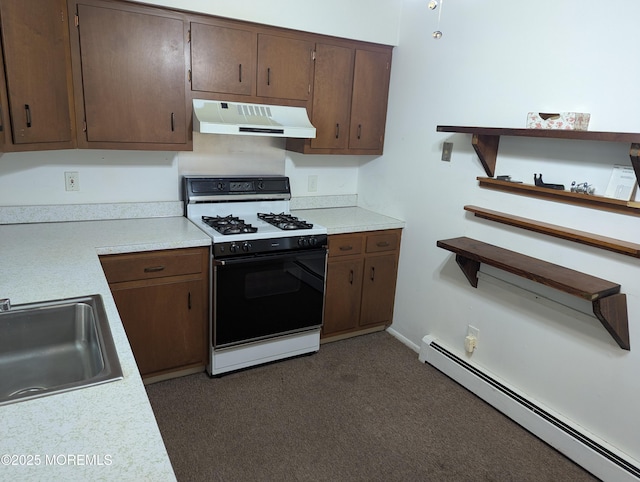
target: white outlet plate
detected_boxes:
[467,324,479,340]
[65,171,79,192]
[307,175,318,192]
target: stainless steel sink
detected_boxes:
[0,295,123,406]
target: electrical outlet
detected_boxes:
[441,142,453,162]
[65,171,79,192]
[307,175,318,192]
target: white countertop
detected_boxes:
[292,206,405,234]
[0,216,210,481]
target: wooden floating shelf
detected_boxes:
[464,205,640,258]
[477,177,640,217]
[437,236,630,350]
[436,125,640,182]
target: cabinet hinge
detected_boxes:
[74,14,79,27]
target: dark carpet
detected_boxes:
[146,331,597,482]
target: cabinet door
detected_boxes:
[360,253,398,327]
[323,258,364,336]
[111,279,206,377]
[310,43,354,150]
[0,0,74,145]
[76,2,187,144]
[256,34,313,101]
[191,22,255,95]
[349,49,391,151]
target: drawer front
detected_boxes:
[366,231,399,253]
[328,234,364,258]
[101,248,205,283]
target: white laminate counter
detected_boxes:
[0,216,210,481]
[292,206,405,235]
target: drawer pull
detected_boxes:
[376,241,390,247]
[339,245,353,251]
[143,265,165,273]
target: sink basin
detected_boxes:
[0,295,123,406]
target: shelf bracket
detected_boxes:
[471,134,499,177]
[593,293,630,350]
[455,254,479,288]
[629,143,640,183]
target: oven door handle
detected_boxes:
[213,248,327,266]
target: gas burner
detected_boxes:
[258,212,313,230]
[202,215,258,235]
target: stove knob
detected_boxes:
[229,243,239,253]
[242,241,252,252]
[217,182,225,191]
[309,237,318,246]
[298,237,308,247]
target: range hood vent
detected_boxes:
[193,99,316,138]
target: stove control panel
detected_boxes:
[214,235,327,258]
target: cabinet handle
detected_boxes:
[370,266,375,281]
[339,245,353,251]
[170,112,175,132]
[188,291,192,310]
[377,241,390,247]
[239,64,242,83]
[335,123,340,139]
[349,269,354,285]
[143,265,165,273]
[357,124,362,140]
[267,67,271,86]
[25,104,32,128]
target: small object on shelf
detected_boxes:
[605,165,637,201]
[496,175,522,183]
[570,181,595,195]
[526,112,590,131]
[534,173,565,190]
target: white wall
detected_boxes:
[359,0,640,465]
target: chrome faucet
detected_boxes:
[0,298,10,312]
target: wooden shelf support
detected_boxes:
[471,134,499,177]
[477,177,640,217]
[437,236,630,350]
[464,205,640,258]
[437,125,640,185]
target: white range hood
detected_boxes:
[193,99,316,138]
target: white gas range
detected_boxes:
[183,176,328,376]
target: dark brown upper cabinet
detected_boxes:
[309,43,355,150]
[190,21,256,96]
[0,0,76,151]
[256,34,314,101]
[69,0,189,150]
[287,43,392,155]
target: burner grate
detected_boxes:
[258,212,313,231]
[202,215,258,235]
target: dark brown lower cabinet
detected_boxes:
[322,229,401,341]
[100,247,209,380]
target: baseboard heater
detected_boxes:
[419,335,640,482]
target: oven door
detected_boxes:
[213,248,326,348]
